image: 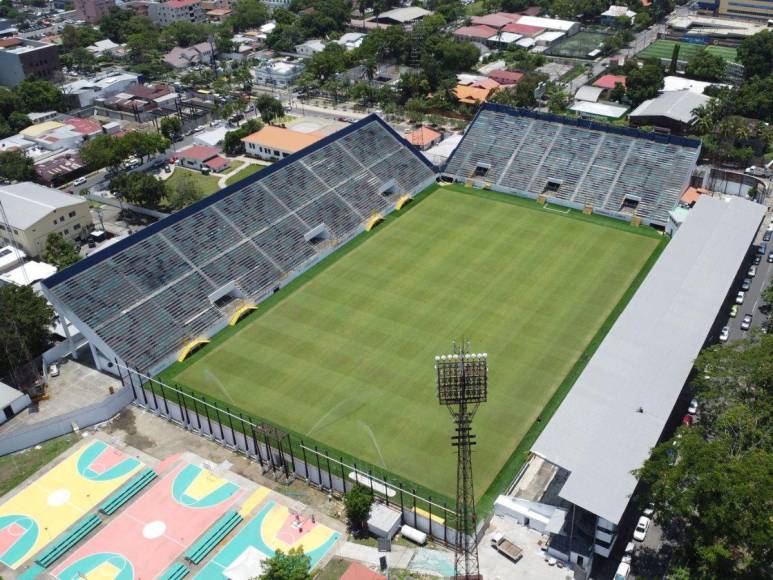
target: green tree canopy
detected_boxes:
[636,332,773,578]
[109,172,168,208]
[100,7,157,43]
[259,547,311,580]
[0,150,36,182]
[0,285,54,380]
[737,29,773,79]
[489,72,549,108]
[160,116,183,141]
[167,171,204,210]
[43,233,82,270]
[13,78,65,113]
[343,484,373,535]
[625,59,664,106]
[255,94,284,124]
[222,118,263,155]
[229,0,269,31]
[685,47,726,82]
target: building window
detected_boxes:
[74,224,81,230]
[68,211,76,217]
[59,216,64,222]
[63,228,69,235]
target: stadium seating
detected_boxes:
[43,117,435,372]
[444,104,701,225]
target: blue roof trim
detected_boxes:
[42,114,437,290]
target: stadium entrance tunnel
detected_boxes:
[208,282,246,309]
[178,338,210,362]
[304,224,333,245]
[378,179,398,200]
[365,213,384,231]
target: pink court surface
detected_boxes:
[0,440,143,570]
[52,456,244,579]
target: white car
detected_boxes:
[72,176,87,186]
[614,561,631,579]
[633,515,650,541]
[741,314,753,330]
[719,326,730,342]
[48,363,59,377]
[688,399,698,415]
[622,540,635,563]
[748,265,757,277]
[735,291,745,304]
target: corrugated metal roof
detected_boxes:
[0,182,86,230]
[532,195,766,525]
[629,90,710,124]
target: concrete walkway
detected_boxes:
[216,157,269,189]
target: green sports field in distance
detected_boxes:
[637,39,738,63]
[168,185,660,500]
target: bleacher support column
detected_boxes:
[61,313,79,360]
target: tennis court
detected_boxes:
[52,460,243,579]
[0,441,143,570]
[547,31,610,58]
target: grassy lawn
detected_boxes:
[638,39,737,63]
[225,164,263,186]
[168,186,659,501]
[223,159,244,175]
[0,434,79,497]
[166,168,221,196]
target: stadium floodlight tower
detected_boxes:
[435,341,488,580]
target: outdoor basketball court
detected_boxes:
[196,500,341,578]
[0,441,143,570]
[52,459,243,579]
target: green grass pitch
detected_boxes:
[167,185,660,500]
[637,39,737,63]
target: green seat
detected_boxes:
[35,513,101,568]
[159,562,190,580]
[100,468,157,515]
[184,510,243,564]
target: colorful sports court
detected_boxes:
[52,459,244,579]
[196,500,341,578]
[0,441,143,570]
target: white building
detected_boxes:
[253,60,303,87]
[516,15,579,35]
[242,126,322,161]
[0,182,93,257]
[0,382,31,426]
[148,0,204,27]
[336,32,365,50]
[62,70,140,107]
[295,39,326,56]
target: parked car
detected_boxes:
[48,363,59,377]
[730,304,739,317]
[622,540,635,564]
[741,278,752,291]
[633,516,651,541]
[720,326,730,342]
[72,176,87,186]
[682,414,694,427]
[748,265,757,278]
[758,243,768,255]
[753,254,762,265]
[741,314,753,330]
[688,398,699,415]
[745,165,769,177]
[736,291,745,304]
[768,252,773,263]
[764,231,772,242]
[614,561,631,580]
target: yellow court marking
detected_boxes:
[184,469,231,501]
[238,487,270,518]
[260,504,335,553]
[0,442,143,569]
[85,560,122,580]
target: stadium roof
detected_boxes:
[532,195,766,525]
[629,90,710,124]
[0,182,85,230]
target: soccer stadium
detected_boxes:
[40,104,702,516]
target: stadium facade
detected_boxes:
[442,103,701,227]
[40,115,436,376]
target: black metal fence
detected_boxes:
[116,362,462,546]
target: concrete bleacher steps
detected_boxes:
[35,513,101,568]
[99,467,158,515]
[43,115,436,373]
[443,104,701,227]
[184,510,243,565]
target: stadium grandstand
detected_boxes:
[40,116,436,375]
[442,103,701,227]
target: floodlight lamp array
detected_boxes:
[434,352,488,406]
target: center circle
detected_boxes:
[47,489,71,506]
[142,520,166,539]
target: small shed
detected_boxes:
[367,503,402,539]
[0,381,31,425]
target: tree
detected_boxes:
[229,0,269,31]
[489,72,548,108]
[161,21,212,48]
[636,333,773,578]
[625,60,664,106]
[685,48,726,82]
[0,150,36,182]
[160,116,182,141]
[0,285,54,380]
[43,233,82,269]
[222,118,263,155]
[13,78,65,112]
[122,131,170,163]
[255,94,284,124]
[343,484,373,535]
[100,7,156,43]
[609,81,626,103]
[669,42,680,76]
[737,29,773,79]
[167,171,203,210]
[109,173,167,208]
[259,547,311,580]
[80,134,125,171]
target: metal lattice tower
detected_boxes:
[435,341,488,579]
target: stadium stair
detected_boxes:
[99,467,158,515]
[34,513,101,568]
[160,562,190,580]
[184,510,243,565]
[17,563,46,579]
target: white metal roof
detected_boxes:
[517,15,577,32]
[0,381,25,409]
[629,90,710,124]
[574,85,604,102]
[0,182,86,230]
[0,261,57,286]
[373,6,431,22]
[569,100,628,118]
[532,195,766,525]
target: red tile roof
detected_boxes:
[180,145,219,160]
[471,14,515,28]
[406,126,442,148]
[0,37,23,48]
[593,74,627,89]
[453,25,498,40]
[341,562,386,580]
[488,69,524,85]
[66,118,102,135]
[502,22,544,36]
[204,156,229,170]
[167,0,199,8]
